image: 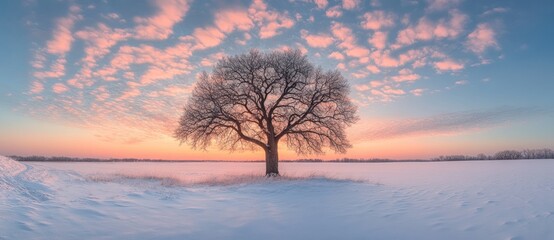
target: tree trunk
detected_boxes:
[265,142,279,176]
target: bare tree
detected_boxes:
[175,49,358,176]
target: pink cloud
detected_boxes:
[328,51,345,60]
[342,0,360,10]
[366,65,381,73]
[354,84,370,91]
[249,0,295,39]
[361,11,395,30]
[31,51,46,69]
[351,71,369,79]
[33,58,67,79]
[370,48,432,69]
[301,30,334,48]
[192,27,226,49]
[52,83,69,94]
[200,52,226,67]
[466,23,499,54]
[214,9,254,33]
[92,86,110,102]
[346,47,370,58]
[133,0,190,40]
[29,81,44,94]
[395,11,467,48]
[157,85,194,97]
[368,31,387,49]
[361,84,408,102]
[370,80,385,87]
[236,32,252,45]
[46,5,82,55]
[118,87,141,101]
[371,50,400,67]
[434,59,464,71]
[326,6,342,18]
[313,0,328,9]
[331,23,370,59]
[426,0,461,12]
[75,23,131,69]
[410,88,425,96]
[107,42,194,85]
[434,10,467,38]
[391,69,421,82]
[381,86,406,95]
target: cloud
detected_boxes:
[367,85,405,102]
[33,58,66,79]
[214,9,254,33]
[46,5,82,55]
[192,27,226,49]
[189,8,254,50]
[370,48,431,68]
[466,23,499,54]
[200,52,226,67]
[107,42,194,85]
[102,13,124,22]
[455,80,468,85]
[354,84,370,91]
[328,51,345,60]
[426,0,461,12]
[34,5,81,82]
[410,88,425,96]
[394,10,467,48]
[482,7,509,16]
[331,22,370,59]
[358,107,547,140]
[326,6,342,18]
[301,30,334,48]
[351,71,369,79]
[342,0,360,10]
[361,11,395,30]
[52,83,69,94]
[249,0,295,39]
[368,31,387,49]
[381,85,406,95]
[354,80,385,92]
[313,0,328,9]
[391,68,421,82]
[434,59,464,71]
[133,0,190,40]
[29,81,44,94]
[366,65,380,73]
[75,23,131,69]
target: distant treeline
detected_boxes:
[286,158,419,162]
[9,156,203,162]
[8,148,554,163]
[432,148,554,161]
[9,156,412,163]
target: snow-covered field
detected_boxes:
[1,156,554,240]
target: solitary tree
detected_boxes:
[175,49,358,176]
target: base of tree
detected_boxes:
[266,173,280,178]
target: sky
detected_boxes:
[0,0,553,160]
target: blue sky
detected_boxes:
[0,0,553,160]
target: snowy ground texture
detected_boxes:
[1,156,554,240]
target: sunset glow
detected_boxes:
[1,0,553,160]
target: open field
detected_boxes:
[2,156,554,239]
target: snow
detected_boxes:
[1,157,554,239]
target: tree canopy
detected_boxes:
[175,49,358,175]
